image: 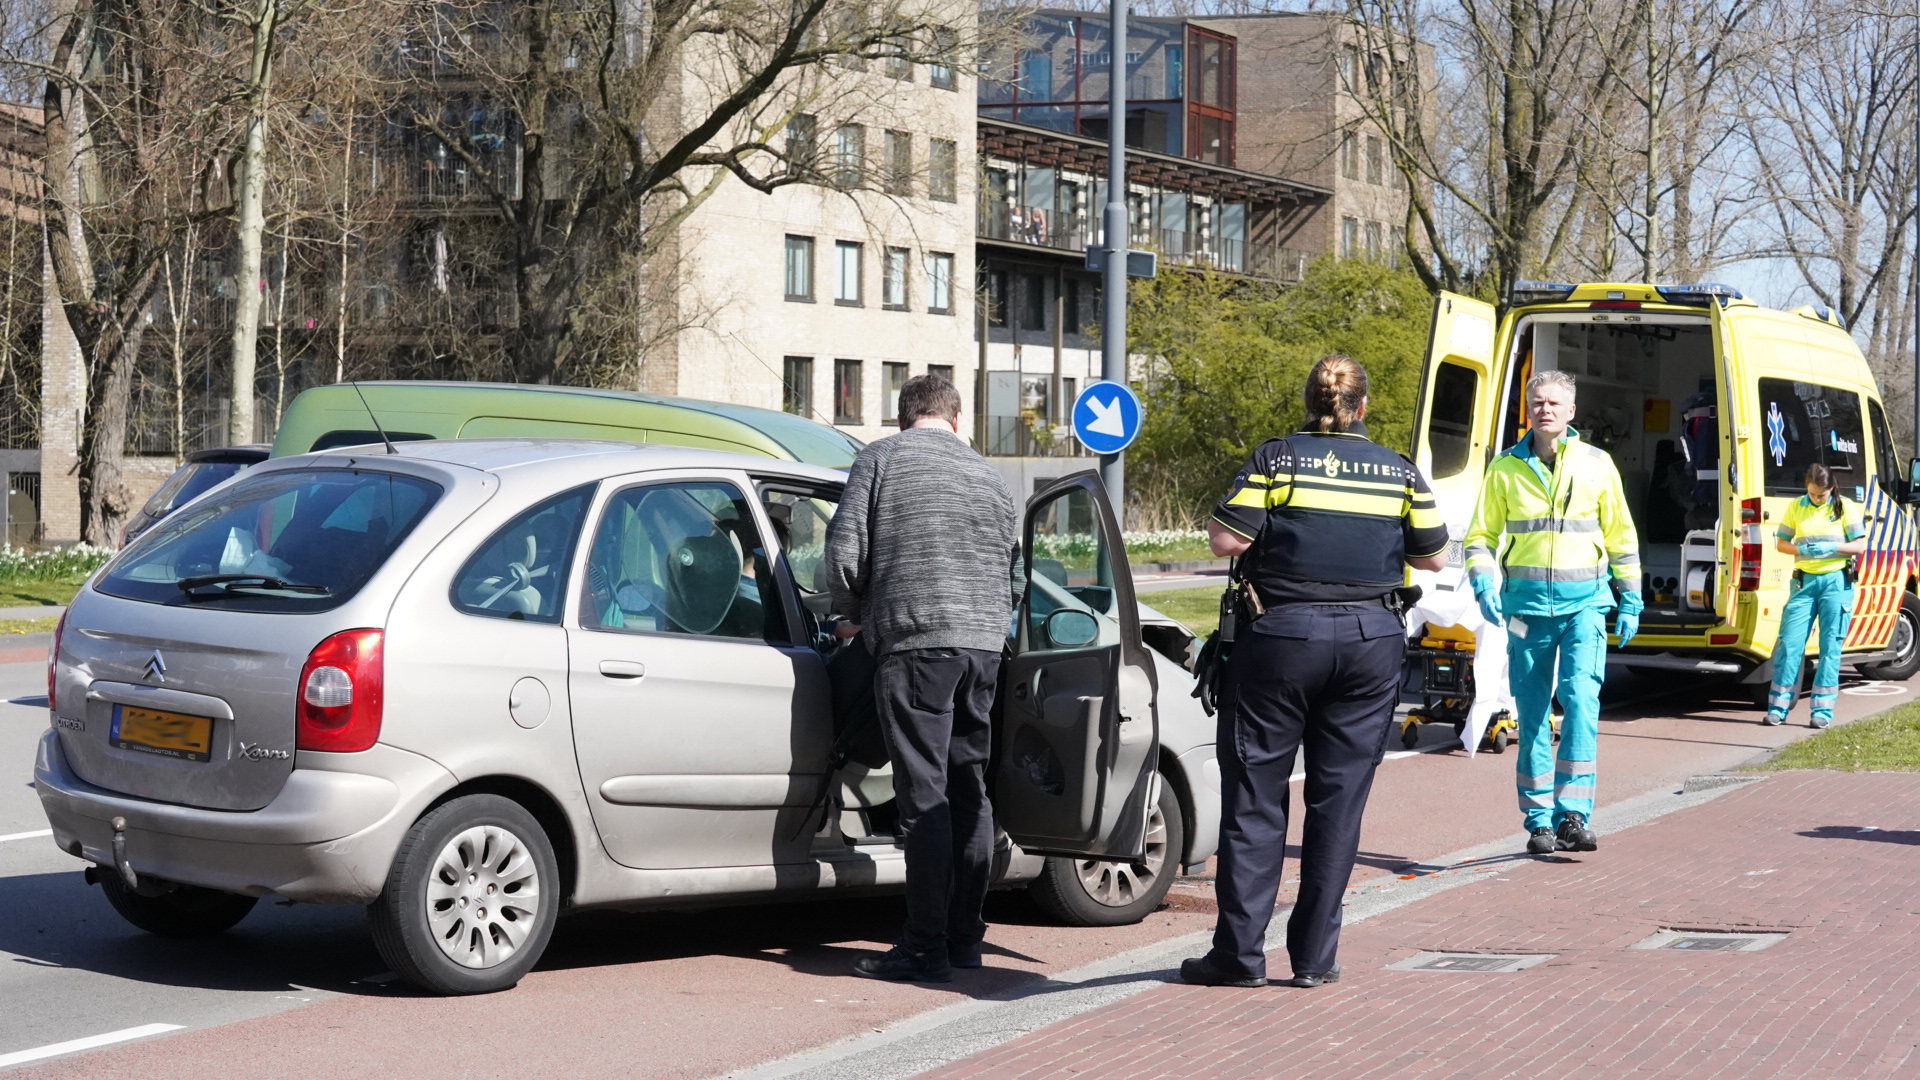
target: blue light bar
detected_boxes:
[1511,281,1576,302]
[1655,282,1745,305]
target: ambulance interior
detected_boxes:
[1499,313,1724,627]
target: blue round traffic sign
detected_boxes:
[1072,381,1144,455]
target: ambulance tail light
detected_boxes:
[1738,497,1764,591]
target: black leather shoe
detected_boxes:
[1555,812,1598,852]
[1527,827,1557,855]
[1179,956,1267,987]
[854,944,953,983]
[949,940,983,969]
[1280,964,1341,988]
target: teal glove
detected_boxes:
[1614,610,1639,648]
[1470,571,1503,626]
[1797,538,1837,558]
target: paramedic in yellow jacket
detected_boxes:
[1764,463,1866,728]
[1465,370,1643,856]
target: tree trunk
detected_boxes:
[79,287,158,545]
[227,0,279,445]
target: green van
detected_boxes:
[270,382,862,469]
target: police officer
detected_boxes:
[1465,370,1642,856]
[1181,356,1449,990]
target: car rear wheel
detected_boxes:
[99,876,257,938]
[1029,777,1183,927]
[370,794,559,995]
[1858,592,1920,682]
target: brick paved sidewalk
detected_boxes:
[924,771,1920,1079]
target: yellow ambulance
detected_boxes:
[1408,281,1920,699]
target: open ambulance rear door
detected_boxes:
[1410,292,1505,576]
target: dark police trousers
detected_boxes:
[1207,603,1405,980]
[875,647,1000,954]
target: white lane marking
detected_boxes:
[1843,681,1907,696]
[0,829,51,844]
[0,1024,184,1068]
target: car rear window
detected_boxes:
[99,468,443,612]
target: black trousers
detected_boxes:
[1207,603,1405,980]
[875,646,1000,953]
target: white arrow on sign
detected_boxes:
[1085,394,1127,438]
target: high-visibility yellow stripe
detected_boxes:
[1227,487,1267,509]
[1409,504,1445,530]
[1280,486,1409,518]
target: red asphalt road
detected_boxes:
[14,669,1917,1080]
[925,770,1920,1079]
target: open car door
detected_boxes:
[996,472,1159,861]
[1411,292,1502,525]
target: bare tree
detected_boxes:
[375,0,978,384]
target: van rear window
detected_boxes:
[1757,378,1867,499]
[99,468,442,612]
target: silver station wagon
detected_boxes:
[36,439,1220,994]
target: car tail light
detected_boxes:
[48,607,69,707]
[1738,497,1764,592]
[297,629,383,753]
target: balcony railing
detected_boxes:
[984,416,1092,458]
[978,200,1312,284]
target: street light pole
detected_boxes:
[1100,0,1128,522]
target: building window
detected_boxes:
[1063,377,1077,414]
[1340,217,1360,259]
[929,363,954,385]
[835,240,863,305]
[1022,273,1047,331]
[1366,135,1384,185]
[882,362,909,424]
[1064,277,1083,334]
[883,246,909,309]
[834,358,864,424]
[783,356,813,415]
[786,113,817,173]
[886,51,913,81]
[1364,221,1383,258]
[986,268,1008,327]
[884,130,912,195]
[834,124,865,189]
[1341,131,1360,181]
[927,252,954,313]
[784,235,814,301]
[928,28,957,89]
[929,139,957,202]
[1390,225,1407,261]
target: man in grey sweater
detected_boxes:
[827,374,1023,983]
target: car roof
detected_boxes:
[300,437,850,488]
[270,381,861,468]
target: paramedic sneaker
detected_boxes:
[1527,828,1557,855]
[854,943,952,983]
[1810,713,1833,729]
[1555,812,1598,852]
[1762,711,1787,726]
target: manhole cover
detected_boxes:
[1632,929,1788,952]
[1386,952,1554,973]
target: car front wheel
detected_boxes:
[1029,776,1184,927]
[370,794,560,995]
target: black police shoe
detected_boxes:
[1555,812,1598,852]
[1527,827,1557,855]
[949,939,983,970]
[1179,956,1267,988]
[1280,964,1341,989]
[853,943,953,983]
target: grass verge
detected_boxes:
[1140,585,1223,636]
[1750,701,1920,772]
[0,579,85,609]
[1,617,58,635]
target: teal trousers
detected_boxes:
[1767,570,1853,725]
[1507,606,1607,832]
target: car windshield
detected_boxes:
[99,467,442,612]
[143,460,251,517]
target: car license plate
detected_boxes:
[110,704,213,762]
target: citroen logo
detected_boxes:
[143,650,167,684]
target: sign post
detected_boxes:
[1100,0,1129,525]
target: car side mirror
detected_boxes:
[1045,609,1100,648]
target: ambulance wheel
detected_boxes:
[1489,729,1508,754]
[1859,592,1920,682]
[1031,778,1182,927]
[1401,725,1420,749]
